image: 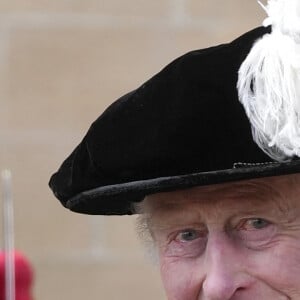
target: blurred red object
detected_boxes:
[0,251,34,300]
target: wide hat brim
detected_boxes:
[66,160,300,215]
[49,25,300,215]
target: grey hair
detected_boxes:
[133,199,159,264]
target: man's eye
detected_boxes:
[163,229,207,258]
[233,217,277,247]
[237,218,270,231]
[175,229,202,242]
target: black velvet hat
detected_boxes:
[49,25,300,215]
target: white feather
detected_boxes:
[237,0,300,161]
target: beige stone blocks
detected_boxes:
[0,0,170,18]
[1,27,180,132]
[186,0,266,30]
[188,0,249,17]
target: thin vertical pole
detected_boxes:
[2,170,15,300]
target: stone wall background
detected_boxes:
[0,1,265,299]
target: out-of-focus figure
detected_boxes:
[0,251,34,300]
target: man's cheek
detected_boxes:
[270,242,300,288]
[160,257,201,300]
[248,239,300,294]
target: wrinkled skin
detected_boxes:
[145,174,300,300]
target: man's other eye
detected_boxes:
[237,218,270,231]
[164,228,207,258]
[175,229,205,242]
[233,217,277,247]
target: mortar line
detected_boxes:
[0,12,231,32]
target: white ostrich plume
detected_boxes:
[237,0,300,161]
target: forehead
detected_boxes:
[143,174,300,220]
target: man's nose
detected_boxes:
[201,232,251,300]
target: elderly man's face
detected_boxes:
[144,174,300,299]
